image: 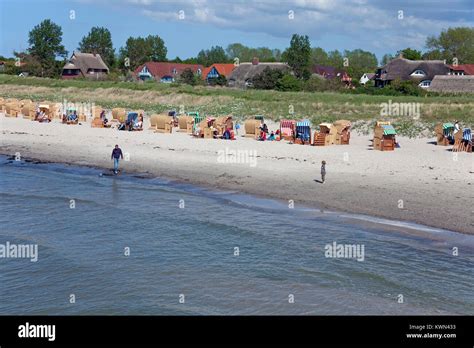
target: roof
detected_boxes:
[228,62,289,87]
[376,57,449,81]
[429,75,474,93]
[382,125,397,135]
[313,65,349,79]
[449,64,474,75]
[297,120,311,127]
[62,52,109,75]
[134,62,204,78]
[363,73,375,79]
[443,123,454,129]
[202,63,236,79]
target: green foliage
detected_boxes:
[284,34,311,79]
[208,75,227,86]
[27,19,67,77]
[226,43,281,63]
[252,66,284,89]
[180,68,195,85]
[343,49,378,80]
[196,46,229,66]
[396,48,422,60]
[276,74,302,91]
[119,35,167,71]
[78,27,115,67]
[425,27,474,64]
[380,54,394,66]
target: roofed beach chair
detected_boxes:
[453,128,472,152]
[435,122,454,146]
[295,120,312,145]
[178,115,192,132]
[112,108,126,123]
[280,119,296,141]
[313,122,336,146]
[214,116,233,136]
[373,122,397,151]
[244,119,262,139]
[154,114,173,133]
[334,120,351,145]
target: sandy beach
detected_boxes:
[1,114,472,234]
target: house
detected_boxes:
[134,62,204,82]
[202,63,236,82]
[429,75,474,93]
[374,56,449,88]
[62,52,109,79]
[448,64,474,76]
[359,73,375,85]
[227,58,289,88]
[312,65,352,85]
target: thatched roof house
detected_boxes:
[228,59,289,88]
[62,52,109,79]
[429,75,474,93]
[374,57,449,88]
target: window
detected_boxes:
[419,80,431,88]
[411,69,426,76]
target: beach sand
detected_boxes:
[1,114,473,234]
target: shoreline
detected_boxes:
[1,115,473,235]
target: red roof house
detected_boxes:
[134,62,204,82]
[202,63,236,81]
[448,64,474,76]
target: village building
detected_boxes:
[227,58,289,88]
[202,63,236,83]
[359,73,375,85]
[429,75,474,93]
[448,64,474,76]
[374,56,449,88]
[134,62,203,82]
[62,52,109,79]
[312,65,352,85]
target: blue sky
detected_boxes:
[0,0,473,62]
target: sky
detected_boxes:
[0,0,473,62]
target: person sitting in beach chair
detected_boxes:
[66,110,78,124]
[133,115,143,131]
[268,131,275,141]
[258,130,267,141]
[37,110,51,123]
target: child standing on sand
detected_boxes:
[321,160,326,183]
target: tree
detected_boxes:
[343,49,378,80]
[380,53,394,66]
[252,66,285,89]
[327,50,344,69]
[396,48,422,60]
[27,19,67,77]
[196,46,228,66]
[284,34,311,79]
[119,35,167,71]
[311,47,329,66]
[276,74,302,91]
[78,27,115,67]
[425,27,474,64]
[226,43,281,63]
[180,68,195,85]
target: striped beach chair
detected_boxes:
[280,119,295,140]
[295,120,311,145]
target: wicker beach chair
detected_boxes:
[295,120,312,145]
[373,122,397,151]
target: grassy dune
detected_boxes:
[1,75,473,136]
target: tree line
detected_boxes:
[1,19,473,82]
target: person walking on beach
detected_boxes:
[111,145,124,175]
[321,160,326,183]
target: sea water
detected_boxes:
[0,156,472,315]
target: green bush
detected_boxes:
[276,74,302,91]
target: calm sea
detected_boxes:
[0,156,472,315]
